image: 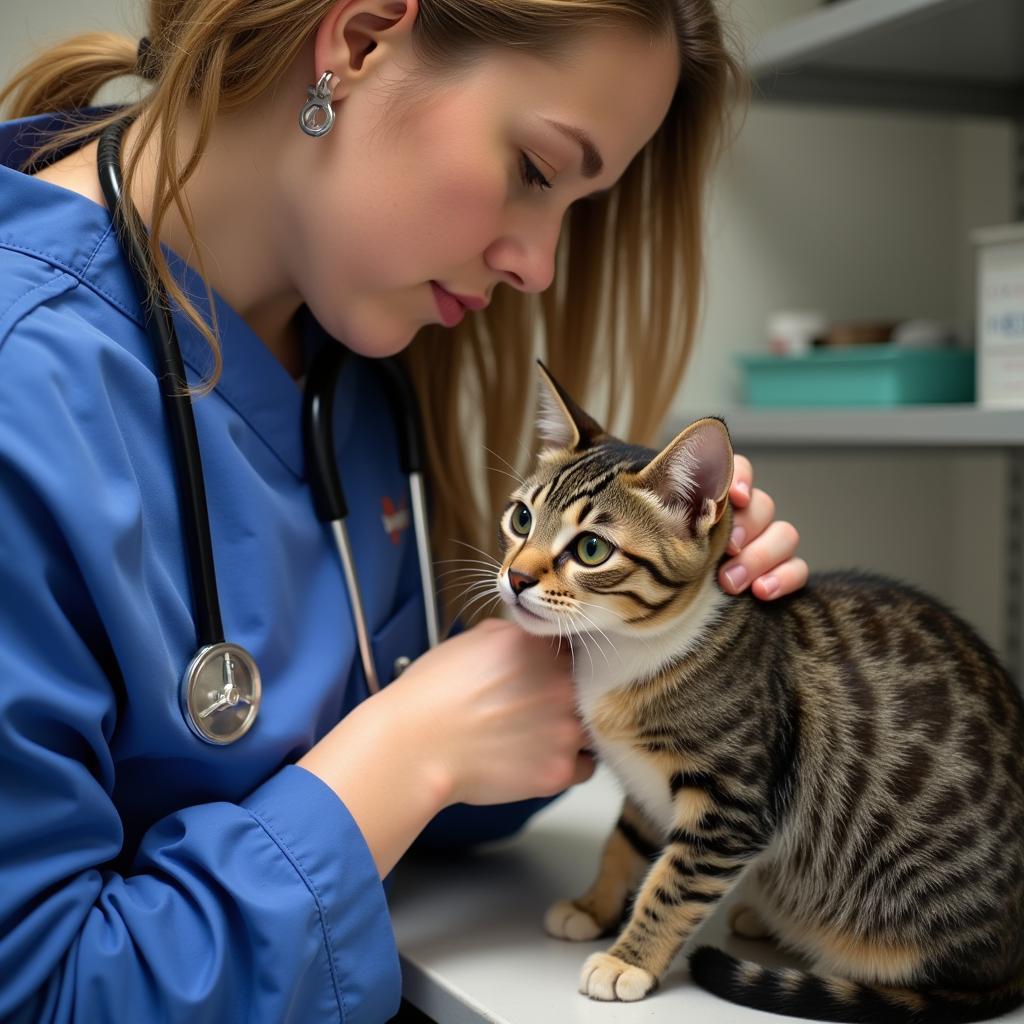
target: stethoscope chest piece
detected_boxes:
[180,643,262,745]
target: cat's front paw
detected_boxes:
[579,951,657,1001]
[544,899,602,941]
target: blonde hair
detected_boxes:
[1,0,747,627]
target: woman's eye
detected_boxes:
[520,152,553,191]
[575,533,613,567]
[511,502,533,536]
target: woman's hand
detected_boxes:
[386,618,594,807]
[718,454,808,600]
[298,617,593,878]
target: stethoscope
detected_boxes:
[97,115,439,745]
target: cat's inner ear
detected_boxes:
[536,361,607,452]
[636,418,734,537]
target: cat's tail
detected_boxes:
[688,946,1024,1023]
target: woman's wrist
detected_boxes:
[296,693,455,877]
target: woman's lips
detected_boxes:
[430,281,466,327]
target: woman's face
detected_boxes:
[281,20,680,357]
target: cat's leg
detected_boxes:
[545,797,659,941]
[579,792,763,1001]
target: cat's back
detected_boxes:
[776,569,1024,837]
[780,569,1023,754]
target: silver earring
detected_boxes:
[300,71,336,137]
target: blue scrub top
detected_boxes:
[0,111,551,1024]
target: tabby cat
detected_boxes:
[491,363,1024,1023]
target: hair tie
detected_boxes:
[136,36,158,80]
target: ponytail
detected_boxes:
[0,32,145,171]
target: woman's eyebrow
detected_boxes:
[541,118,604,179]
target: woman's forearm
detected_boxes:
[297,693,453,879]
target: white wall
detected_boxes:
[1,0,1014,661]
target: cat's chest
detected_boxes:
[591,733,677,835]
[572,580,729,835]
[577,667,680,836]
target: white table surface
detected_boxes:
[388,764,1024,1024]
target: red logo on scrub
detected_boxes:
[381,496,410,545]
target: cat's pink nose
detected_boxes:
[508,569,539,596]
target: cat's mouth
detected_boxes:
[512,599,545,622]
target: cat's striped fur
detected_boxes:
[495,364,1024,1022]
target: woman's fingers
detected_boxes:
[750,556,809,600]
[729,453,753,508]
[719,519,804,598]
[726,486,775,556]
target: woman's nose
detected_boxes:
[484,214,562,294]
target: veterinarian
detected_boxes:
[0,1,808,1020]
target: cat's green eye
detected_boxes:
[575,533,613,567]
[510,502,533,537]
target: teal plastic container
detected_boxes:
[739,347,976,408]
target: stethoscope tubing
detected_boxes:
[302,343,440,692]
[98,115,226,650]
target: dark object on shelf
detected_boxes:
[815,321,899,347]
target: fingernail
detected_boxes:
[723,565,748,592]
[729,526,745,552]
[736,481,750,499]
[760,574,779,598]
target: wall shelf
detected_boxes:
[751,0,1024,117]
[669,404,1024,449]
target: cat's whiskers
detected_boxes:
[555,611,575,673]
[564,610,597,675]
[435,556,501,569]
[439,547,502,568]
[514,438,535,465]
[435,566,497,584]
[569,599,630,659]
[549,614,562,658]
[453,583,503,625]
[438,577,498,599]
[485,464,525,487]
[434,566,497,588]
[572,596,657,658]
[482,445,526,486]
[445,573,499,594]
[568,608,614,668]
[452,538,504,565]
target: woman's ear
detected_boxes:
[314,0,418,96]
[536,361,608,453]
[635,417,734,537]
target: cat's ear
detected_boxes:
[636,417,734,537]
[535,361,607,452]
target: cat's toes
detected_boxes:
[579,951,657,1001]
[544,899,603,941]
[729,904,772,940]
